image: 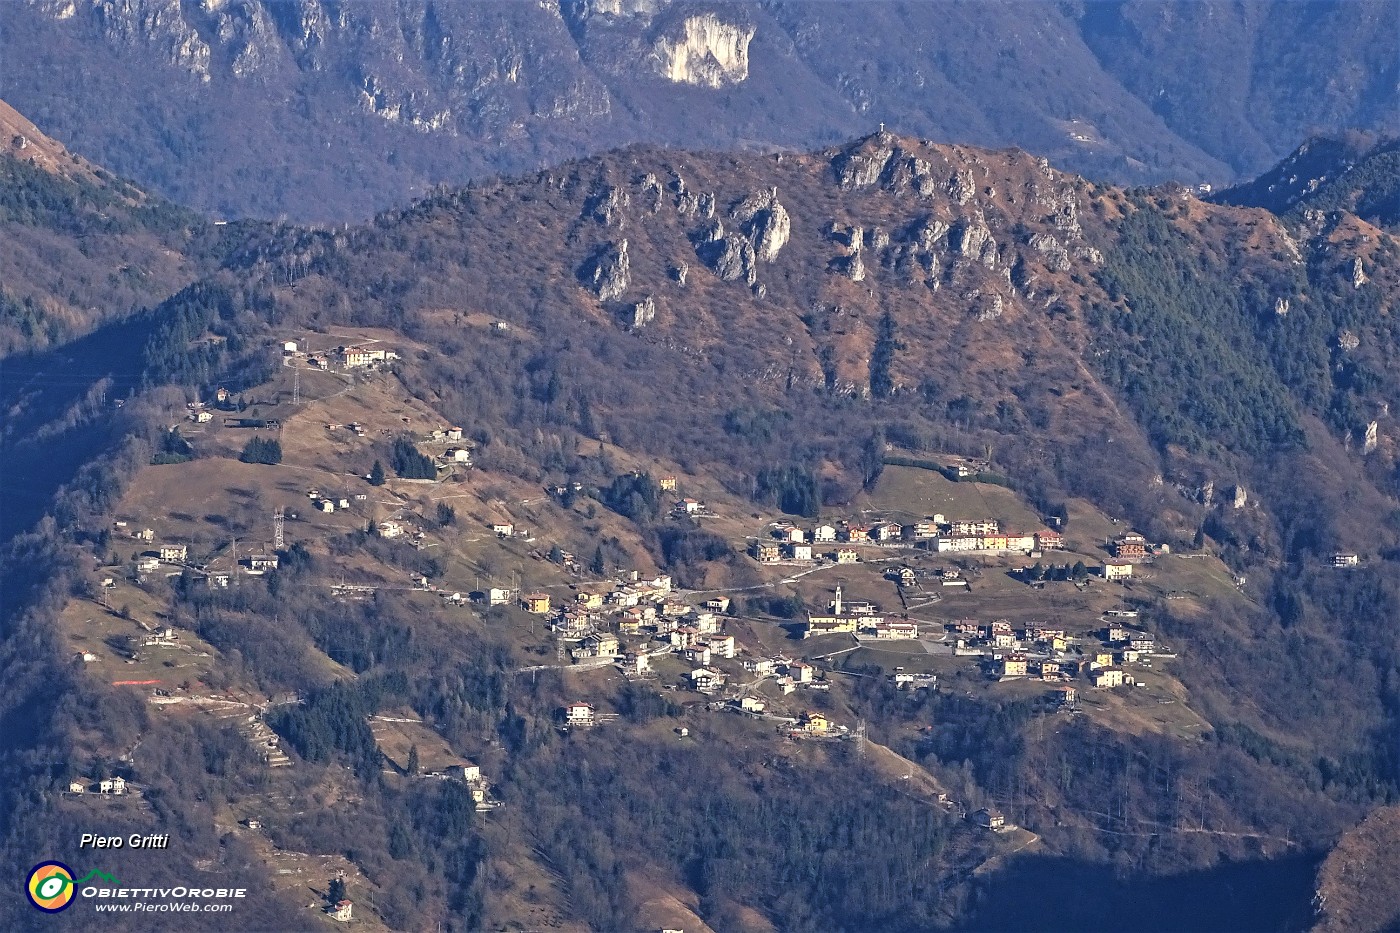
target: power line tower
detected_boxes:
[292,366,301,405]
[855,718,868,761]
[273,507,284,551]
[231,536,240,586]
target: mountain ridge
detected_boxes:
[1,0,1394,221]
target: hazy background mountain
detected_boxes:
[1216,131,1400,229]
[1,0,1395,221]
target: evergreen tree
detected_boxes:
[238,436,282,465]
[591,545,606,576]
[577,393,597,437]
[754,466,821,517]
[407,744,419,776]
[369,460,386,486]
[391,437,437,479]
[869,310,899,398]
[327,878,346,906]
[861,427,887,488]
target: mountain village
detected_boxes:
[64,331,1233,803]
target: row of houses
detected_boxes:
[757,517,1066,561]
[69,776,128,795]
[288,342,398,371]
[340,346,398,368]
[993,653,1144,689]
[888,565,968,589]
[751,541,861,564]
[930,532,1040,554]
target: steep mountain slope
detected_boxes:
[0,98,238,358]
[1315,806,1400,933]
[1,0,1394,220]
[0,96,101,179]
[221,131,1400,498]
[3,120,1400,930]
[1074,0,1400,177]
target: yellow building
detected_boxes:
[752,542,781,563]
[1102,561,1133,581]
[1000,655,1028,677]
[521,593,552,614]
[1093,668,1126,689]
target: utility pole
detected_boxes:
[232,537,240,586]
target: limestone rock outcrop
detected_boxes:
[836,140,896,190]
[584,239,630,300]
[653,15,754,88]
[730,187,791,262]
[951,216,997,268]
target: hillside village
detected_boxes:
[32,307,1320,928]
[66,331,1243,785]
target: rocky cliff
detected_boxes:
[1,0,1394,220]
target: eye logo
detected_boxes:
[26,862,76,912]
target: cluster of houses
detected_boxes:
[284,339,399,372]
[944,615,1162,691]
[541,571,872,720]
[673,497,709,517]
[539,574,750,687]
[307,487,361,514]
[887,565,969,590]
[326,420,369,438]
[424,761,499,810]
[419,425,473,468]
[68,776,128,795]
[740,655,835,696]
[750,516,1066,564]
